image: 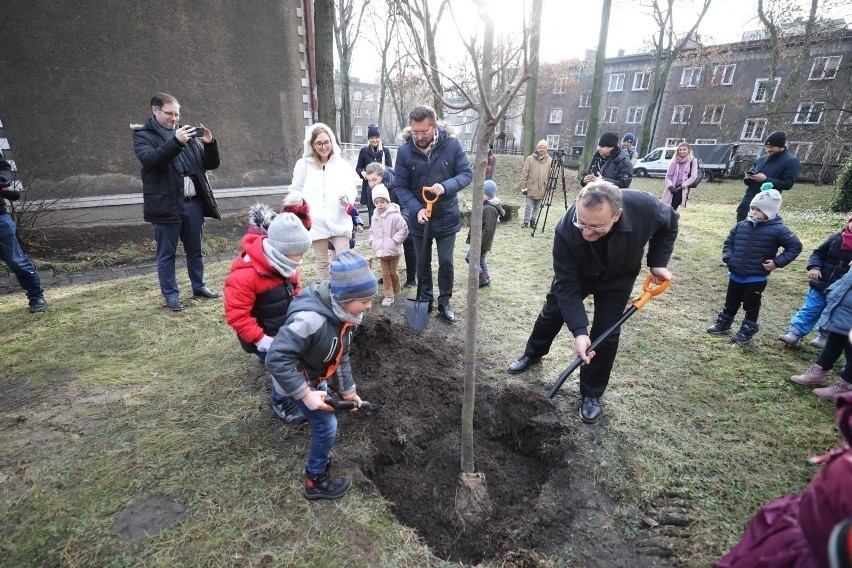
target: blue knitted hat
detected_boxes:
[367,124,380,138]
[483,180,497,199]
[330,250,377,302]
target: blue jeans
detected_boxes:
[411,232,456,306]
[789,287,827,336]
[294,391,338,476]
[151,198,206,299]
[0,213,44,299]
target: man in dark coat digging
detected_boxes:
[506,180,679,424]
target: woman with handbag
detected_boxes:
[661,142,699,211]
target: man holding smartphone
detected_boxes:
[132,93,221,311]
[736,131,800,222]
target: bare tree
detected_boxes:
[521,0,543,156]
[315,0,337,127]
[637,0,712,155]
[580,0,612,172]
[334,0,371,143]
[394,0,539,527]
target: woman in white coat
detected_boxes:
[291,124,359,280]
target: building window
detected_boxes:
[549,109,563,124]
[465,108,474,117]
[701,105,725,124]
[575,120,588,136]
[680,67,702,88]
[353,90,363,101]
[608,73,625,92]
[665,138,684,147]
[464,122,473,133]
[751,78,781,103]
[712,64,736,85]
[354,108,362,118]
[671,105,692,124]
[741,118,768,141]
[794,101,825,124]
[788,141,812,161]
[547,135,560,149]
[365,91,374,101]
[365,109,372,118]
[604,107,618,123]
[553,79,567,94]
[632,72,651,91]
[626,107,644,124]
[578,92,591,108]
[809,56,842,80]
[353,125,363,136]
[464,139,472,151]
[695,138,718,144]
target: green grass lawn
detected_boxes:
[1,156,847,566]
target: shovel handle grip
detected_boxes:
[421,186,439,219]
[633,275,671,310]
[324,397,375,412]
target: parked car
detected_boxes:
[633,143,739,182]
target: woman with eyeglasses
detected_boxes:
[290,124,359,280]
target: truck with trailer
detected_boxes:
[632,143,739,183]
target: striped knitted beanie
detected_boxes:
[329,250,377,302]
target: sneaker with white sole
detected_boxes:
[381,297,394,307]
[812,377,852,400]
[271,398,307,425]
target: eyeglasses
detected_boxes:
[314,140,331,148]
[157,109,180,118]
[572,210,615,234]
[411,127,434,137]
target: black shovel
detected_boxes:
[405,187,439,332]
[547,275,671,399]
[323,396,379,412]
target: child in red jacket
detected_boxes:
[225,202,312,424]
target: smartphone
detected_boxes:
[745,170,755,175]
[193,126,205,138]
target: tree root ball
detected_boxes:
[453,471,493,531]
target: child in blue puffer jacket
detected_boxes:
[707,183,802,345]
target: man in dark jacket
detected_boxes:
[394,105,473,322]
[132,93,221,311]
[580,131,633,189]
[507,181,678,424]
[355,123,393,225]
[736,131,800,222]
[0,151,47,312]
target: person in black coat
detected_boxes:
[355,124,393,225]
[736,131,800,222]
[132,93,221,311]
[506,181,678,424]
[580,131,633,189]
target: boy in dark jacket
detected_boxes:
[708,184,802,345]
[778,214,852,348]
[265,250,377,500]
[465,180,503,287]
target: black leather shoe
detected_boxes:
[403,279,416,288]
[193,287,220,299]
[438,303,455,322]
[28,297,48,313]
[580,397,602,424]
[507,355,541,374]
[166,297,184,311]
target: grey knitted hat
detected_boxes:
[266,212,311,256]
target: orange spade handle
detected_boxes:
[632,275,671,310]
[421,186,439,219]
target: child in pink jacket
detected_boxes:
[369,184,409,306]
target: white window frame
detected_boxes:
[671,105,692,124]
[626,107,644,124]
[364,91,374,101]
[712,64,736,85]
[632,72,650,91]
[680,67,702,88]
[788,141,813,161]
[463,139,472,151]
[741,118,768,141]
[578,92,591,108]
[553,79,567,95]
[354,108,362,118]
[353,125,363,136]
[365,109,372,118]
[546,135,560,149]
[353,90,363,101]
[665,138,684,147]
[793,101,825,124]
[809,56,842,80]
[464,122,473,133]
[701,104,725,124]
[549,108,563,124]
[604,107,618,123]
[695,138,718,144]
[465,108,474,117]
[575,120,588,136]
[751,78,781,103]
[608,73,625,92]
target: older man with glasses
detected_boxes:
[506,180,678,424]
[737,131,800,222]
[132,93,221,311]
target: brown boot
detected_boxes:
[789,364,831,386]
[812,377,852,400]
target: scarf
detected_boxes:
[414,130,438,158]
[672,157,689,186]
[588,153,609,175]
[842,228,852,251]
[151,117,196,177]
[330,295,364,325]
[262,239,302,278]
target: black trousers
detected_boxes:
[670,190,683,210]
[816,332,852,381]
[722,279,767,322]
[523,278,633,398]
[403,235,416,282]
[736,190,759,222]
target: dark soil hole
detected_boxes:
[348,316,581,565]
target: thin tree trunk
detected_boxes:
[580,0,611,173]
[522,0,543,156]
[315,0,336,127]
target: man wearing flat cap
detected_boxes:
[580,131,633,189]
[737,131,800,221]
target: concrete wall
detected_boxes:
[1,0,309,213]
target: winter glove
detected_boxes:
[255,335,274,352]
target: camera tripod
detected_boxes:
[532,149,568,236]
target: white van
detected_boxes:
[633,144,739,182]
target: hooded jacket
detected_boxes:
[369,203,409,258]
[522,151,553,200]
[393,125,473,237]
[806,231,852,293]
[265,282,357,401]
[722,216,802,279]
[290,123,358,240]
[131,117,221,223]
